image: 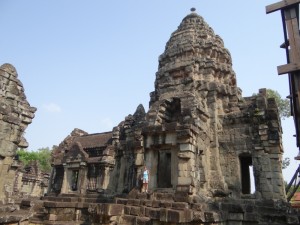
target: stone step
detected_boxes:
[120,207,194,224]
[31,220,88,225]
[44,193,114,203]
[115,197,190,210]
[120,215,151,225]
[126,189,177,201]
[0,204,19,213]
[152,191,175,201]
[29,212,46,221]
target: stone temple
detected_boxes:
[2,10,299,225]
[0,63,36,203]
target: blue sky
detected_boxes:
[0,1,298,182]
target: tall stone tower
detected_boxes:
[143,10,286,200]
[0,63,36,202]
[39,10,297,225]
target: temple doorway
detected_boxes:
[157,151,172,188]
[52,166,64,193]
[239,155,254,194]
[71,170,79,191]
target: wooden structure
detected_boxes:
[266,0,300,201]
[266,0,300,147]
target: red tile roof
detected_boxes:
[291,192,300,208]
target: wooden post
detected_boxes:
[266,1,300,146]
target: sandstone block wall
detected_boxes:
[0,63,36,203]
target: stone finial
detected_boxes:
[133,104,146,123]
[191,7,196,12]
[0,63,18,78]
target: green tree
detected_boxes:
[17,147,52,172]
[253,89,291,169]
[17,149,38,165]
[36,147,52,172]
[252,89,290,119]
[266,89,290,119]
[266,89,291,169]
[282,157,290,169]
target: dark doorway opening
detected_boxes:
[71,170,79,191]
[87,164,101,191]
[157,151,172,188]
[240,155,254,194]
[52,166,64,193]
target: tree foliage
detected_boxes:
[265,90,291,169]
[252,89,291,169]
[282,157,290,169]
[17,147,52,172]
[252,89,290,119]
[266,89,290,119]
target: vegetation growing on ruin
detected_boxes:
[17,147,52,172]
[252,89,290,119]
[266,89,290,119]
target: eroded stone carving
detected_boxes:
[23,11,300,225]
[0,63,36,204]
[0,63,39,224]
[0,63,36,156]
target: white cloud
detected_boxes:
[43,103,62,113]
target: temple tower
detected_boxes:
[144,10,241,196]
[143,10,286,200]
[0,63,36,203]
[38,9,294,225]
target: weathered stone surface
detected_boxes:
[0,63,36,211]
[136,216,151,225]
[0,64,36,155]
[28,9,299,225]
[100,204,124,216]
[160,208,193,223]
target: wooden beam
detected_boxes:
[266,0,300,14]
[292,74,300,147]
[286,17,300,57]
[277,63,300,74]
